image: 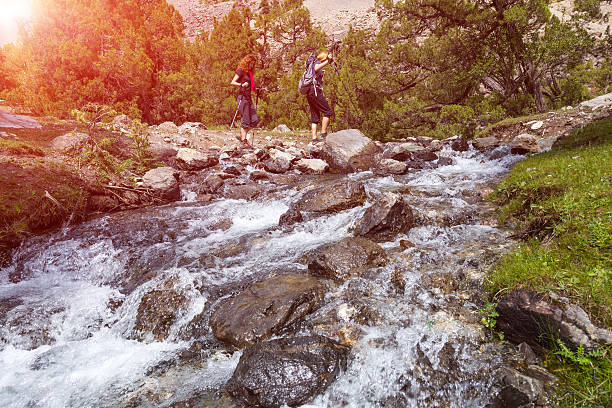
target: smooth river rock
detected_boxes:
[210,274,326,349]
[226,335,349,408]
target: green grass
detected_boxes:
[0,138,44,156]
[488,117,612,407]
[0,161,87,248]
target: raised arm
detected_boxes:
[314,58,330,72]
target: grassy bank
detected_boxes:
[489,117,611,407]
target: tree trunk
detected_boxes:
[525,60,548,113]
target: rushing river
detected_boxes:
[0,145,524,407]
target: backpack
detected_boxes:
[298,52,318,96]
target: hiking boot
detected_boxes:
[320,133,327,139]
[240,139,251,147]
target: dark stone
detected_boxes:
[486,385,530,408]
[210,274,326,348]
[279,207,303,226]
[249,170,269,181]
[437,156,454,166]
[201,175,224,194]
[353,192,415,242]
[226,336,349,408]
[223,184,263,200]
[404,160,424,169]
[307,237,387,282]
[133,281,187,341]
[451,136,469,152]
[224,165,243,176]
[410,150,438,162]
[295,180,366,213]
[496,289,612,350]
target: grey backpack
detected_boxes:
[298,52,318,96]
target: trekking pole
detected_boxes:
[229,103,240,131]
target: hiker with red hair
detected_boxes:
[230,54,258,147]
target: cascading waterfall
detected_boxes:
[0,145,524,407]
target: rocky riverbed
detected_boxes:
[1,95,611,407]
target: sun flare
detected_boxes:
[0,0,33,23]
[0,0,33,44]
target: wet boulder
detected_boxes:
[249,170,269,181]
[49,131,88,151]
[295,158,329,174]
[307,237,387,282]
[226,335,349,408]
[201,174,225,194]
[279,207,303,226]
[353,192,415,242]
[133,280,188,342]
[263,157,291,174]
[437,157,454,166]
[472,136,500,151]
[176,148,218,171]
[295,180,366,213]
[450,136,469,152]
[374,158,407,175]
[511,133,539,154]
[0,303,63,350]
[382,142,424,161]
[411,149,438,162]
[496,289,612,351]
[210,274,326,349]
[319,129,381,173]
[142,166,180,201]
[223,183,264,200]
[487,367,551,408]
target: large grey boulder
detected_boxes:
[49,132,89,151]
[496,289,612,351]
[354,192,415,242]
[319,129,381,173]
[142,166,180,201]
[307,237,387,282]
[176,148,218,171]
[226,336,349,408]
[210,274,326,349]
[295,180,366,213]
